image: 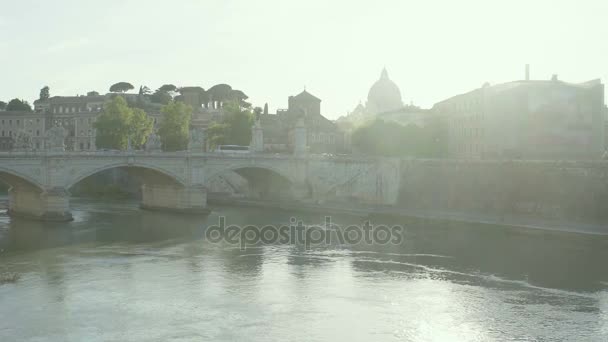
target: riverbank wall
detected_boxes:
[396,160,608,225]
[210,159,608,235]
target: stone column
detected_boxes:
[7,186,72,221]
[141,184,210,214]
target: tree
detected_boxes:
[158,84,177,93]
[87,91,100,96]
[351,118,446,157]
[0,101,6,111]
[177,86,208,108]
[39,86,50,100]
[157,101,192,151]
[109,82,134,93]
[6,99,32,112]
[150,88,172,105]
[207,83,232,108]
[94,96,153,150]
[138,85,152,96]
[130,107,154,148]
[263,103,269,115]
[206,122,228,150]
[206,101,253,148]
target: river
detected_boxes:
[1,198,607,341]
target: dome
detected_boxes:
[366,68,403,114]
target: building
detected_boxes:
[0,111,46,150]
[32,94,106,151]
[258,90,345,154]
[366,68,404,115]
[340,68,405,124]
[434,73,605,160]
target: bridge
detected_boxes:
[0,152,401,221]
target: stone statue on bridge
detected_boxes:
[250,118,264,153]
[45,125,67,152]
[189,128,205,152]
[13,130,33,152]
[145,132,162,152]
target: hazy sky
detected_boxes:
[1,0,607,118]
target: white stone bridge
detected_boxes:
[0,152,401,221]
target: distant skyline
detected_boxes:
[1,0,607,119]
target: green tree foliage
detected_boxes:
[206,101,253,149]
[87,91,100,96]
[149,85,176,105]
[177,86,208,109]
[351,118,446,157]
[229,89,250,108]
[207,84,232,104]
[39,86,50,100]
[138,85,152,96]
[109,82,134,93]
[150,89,172,104]
[94,96,153,150]
[157,101,192,151]
[263,103,269,115]
[158,84,177,93]
[206,123,228,150]
[224,103,253,146]
[0,101,6,110]
[6,99,32,111]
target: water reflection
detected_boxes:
[0,198,607,341]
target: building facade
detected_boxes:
[434,76,605,160]
[259,90,345,154]
[0,111,46,150]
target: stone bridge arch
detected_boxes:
[65,162,187,190]
[0,166,45,192]
[0,165,69,221]
[204,162,309,200]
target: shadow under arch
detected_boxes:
[66,163,186,192]
[67,163,209,216]
[0,167,46,192]
[208,166,309,200]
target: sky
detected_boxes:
[1,0,607,119]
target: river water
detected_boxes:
[1,198,607,341]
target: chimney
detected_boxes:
[525,64,530,81]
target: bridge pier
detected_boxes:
[7,186,73,222]
[140,184,210,215]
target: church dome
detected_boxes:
[366,68,403,114]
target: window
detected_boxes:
[16,120,19,125]
[36,130,40,136]
[80,143,84,150]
